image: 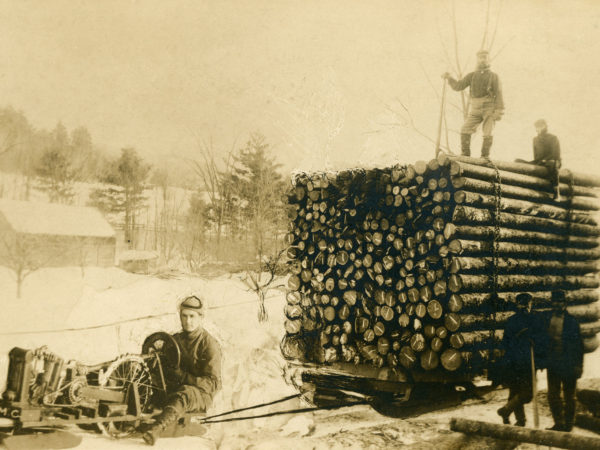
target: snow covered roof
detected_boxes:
[0,199,115,238]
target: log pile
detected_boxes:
[281,155,600,375]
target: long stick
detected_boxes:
[435,79,447,157]
[530,342,539,429]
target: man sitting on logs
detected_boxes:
[442,49,504,158]
[142,295,222,446]
[544,290,584,432]
[497,292,542,426]
[516,119,562,201]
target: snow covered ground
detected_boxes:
[0,266,599,449]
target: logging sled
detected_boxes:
[0,332,207,446]
[281,154,600,415]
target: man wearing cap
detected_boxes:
[497,292,542,426]
[532,120,562,200]
[545,290,584,432]
[442,50,504,158]
[142,295,222,445]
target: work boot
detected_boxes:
[553,184,562,202]
[514,405,526,427]
[497,406,511,424]
[142,405,180,446]
[546,423,566,431]
[481,136,493,159]
[460,134,471,156]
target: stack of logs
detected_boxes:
[282,154,600,374]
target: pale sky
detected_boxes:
[1,0,599,174]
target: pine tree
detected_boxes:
[89,148,151,248]
[229,133,286,261]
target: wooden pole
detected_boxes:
[530,342,539,430]
[450,417,600,449]
[435,79,447,157]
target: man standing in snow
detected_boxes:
[142,295,222,446]
[442,49,504,158]
[545,290,584,432]
[497,292,542,427]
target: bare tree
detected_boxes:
[189,138,237,258]
[1,235,51,298]
[242,249,285,322]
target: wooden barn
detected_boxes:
[0,199,116,268]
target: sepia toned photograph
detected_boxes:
[1,0,600,448]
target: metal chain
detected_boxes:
[487,160,502,364]
[562,169,575,287]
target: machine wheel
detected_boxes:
[95,355,153,438]
[142,332,181,369]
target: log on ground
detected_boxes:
[450,417,600,449]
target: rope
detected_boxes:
[0,296,280,336]
[201,400,368,424]
[201,393,302,421]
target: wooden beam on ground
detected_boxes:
[450,417,600,449]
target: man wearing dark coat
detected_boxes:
[497,292,542,426]
[545,290,584,432]
[142,295,222,446]
[442,49,504,158]
[517,119,562,200]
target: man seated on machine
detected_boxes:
[142,295,222,446]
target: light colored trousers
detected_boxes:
[461,97,496,137]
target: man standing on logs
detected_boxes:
[442,49,504,158]
[142,295,222,446]
[545,290,584,432]
[497,293,541,427]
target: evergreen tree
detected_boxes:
[89,148,151,248]
[229,133,286,260]
[34,148,75,203]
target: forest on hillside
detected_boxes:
[0,105,289,271]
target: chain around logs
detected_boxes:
[487,160,502,365]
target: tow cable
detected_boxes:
[199,393,369,425]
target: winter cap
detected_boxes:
[551,290,567,304]
[534,119,548,128]
[515,292,533,305]
[179,295,205,315]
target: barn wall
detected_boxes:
[19,234,116,268]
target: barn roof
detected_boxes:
[0,199,115,238]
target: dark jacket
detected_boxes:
[501,311,545,383]
[172,328,222,400]
[447,68,504,110]
[533,131,561,164]
[542,311,584,379]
